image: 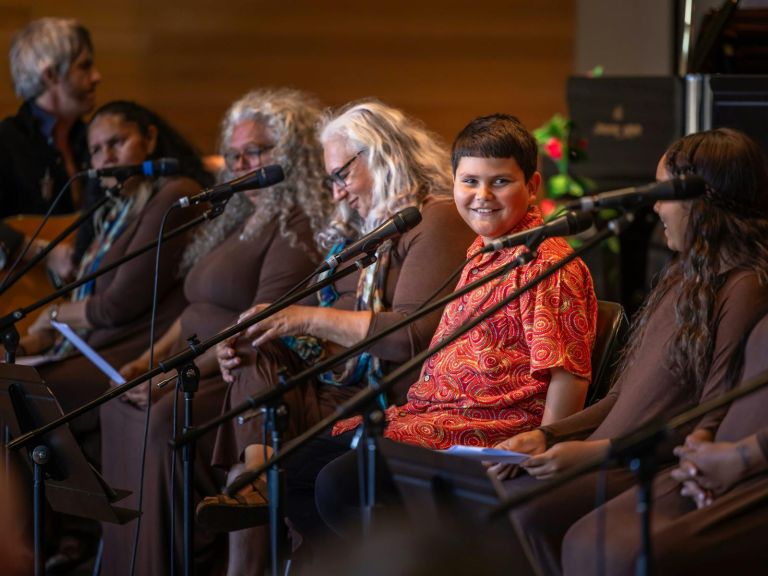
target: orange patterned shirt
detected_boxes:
[333,209,597,449]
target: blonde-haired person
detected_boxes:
[207,99,474,574]
[98,88,332,576]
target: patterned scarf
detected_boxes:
[50,192,138,359]
[281,239,392,392]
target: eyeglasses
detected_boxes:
[324,149,366,190]
[223,144,275,169]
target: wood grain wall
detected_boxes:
[0,1,574,154]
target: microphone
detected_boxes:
[564,175,707,211]
[480,211,594,254]
[319,206,422,272]
[86,158,180,180]
[176,165,285,208]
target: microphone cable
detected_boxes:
[0,173,79,290]
[128,202,177,576]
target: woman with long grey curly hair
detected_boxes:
[203,99,474,574]
[98,88,332,576]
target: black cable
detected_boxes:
[0,173,79,290]
[130,203,176,576]
[412,253,477,313]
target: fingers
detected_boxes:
[680,480,712,509]
[670,460,698,483]
[251,328,278,348]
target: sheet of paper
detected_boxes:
[51,320,126,385]
[439,445,530,464]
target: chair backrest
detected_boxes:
[586,300,629,406]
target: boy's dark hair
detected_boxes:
[451,114,538,180]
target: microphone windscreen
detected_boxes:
[394,206,423,233]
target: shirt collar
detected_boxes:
[28,100,59,142]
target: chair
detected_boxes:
[586,300,629,406]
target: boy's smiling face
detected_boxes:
[453,156,540,245]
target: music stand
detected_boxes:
[0,364,138,575]
[381,441,541,576]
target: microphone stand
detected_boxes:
[218,213,634,502]
[5,251,378,576]
[487,328,768,576]
[0,201,228,364]
[0,183,121,296]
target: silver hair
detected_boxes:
[179,87,332,273]
[318,99,452,234]
[10,18,92,100]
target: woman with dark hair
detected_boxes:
[16,99,207,439]
[492,128,768,575]
[98,88,332,576]
[562,306,768,575]
[8,99,207,571]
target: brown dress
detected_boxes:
[562,311,768,576]
[211,196,476,469]
[500,269,768,576]
[36,176,201,462]
[99,208,321,576]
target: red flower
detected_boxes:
[540,198,557,217]
[545,137,563,161]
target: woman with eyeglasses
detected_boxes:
[97,88,332,576]
[207,99,475,574]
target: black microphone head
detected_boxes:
[150,158,180,176]
[564,210,594,234]
[230,165,285,193]
[673,175,707,200]
[392,206,423,233]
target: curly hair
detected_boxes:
[616,128,768,396]
[180,88,331,272]
[318,99,452,235]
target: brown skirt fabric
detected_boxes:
[99,374,229,576]
[501,467,636,576]
[562,470,768,575]
[211,338,347,470]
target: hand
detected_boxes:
[216,335,241,384]
[46,244,75,281]
[19,330,56,356]
[671,436,752,502]
[521,440,609,480]
[114,357,150,407]
[488,430,547,480]
[240,303,315,347]
[27,306,55,334]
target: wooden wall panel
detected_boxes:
[0,0,574,154]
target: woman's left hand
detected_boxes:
[239,304,316,348]
[27,306,55,334]
[520,440,609,480]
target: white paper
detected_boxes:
[51,320,126,385]
[439,445,530,464]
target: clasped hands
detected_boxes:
[669,430,756,509]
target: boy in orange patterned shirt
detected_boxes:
[332,114,598,448]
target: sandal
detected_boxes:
[196,477,269,532]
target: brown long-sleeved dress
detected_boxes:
[561,310,768,576]
[500,268,768,576]
[211,196,476,470]
[36,176,201,461]
[99,208,321,576]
